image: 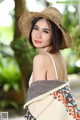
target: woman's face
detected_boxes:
[31,18,52,48]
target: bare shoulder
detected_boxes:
[33,53,48,81]
[33,53,48,65]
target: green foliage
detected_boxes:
[61,48,80,74]
[67,65,80,74]
[0,55,21,92]
[62,6,78,32]
[71,26,80,56]
[11,36,37,65]
[62,5,80,57]
[0,100,19,110]
[0,26,14,42]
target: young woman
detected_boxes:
[18,6,80,120]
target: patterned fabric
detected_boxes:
[25,108,36,120]
[50,85,80,120]
[24,80,80,120]
[25,86,80,120]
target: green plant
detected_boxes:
[67,65,80,74]
[0,55,21,92]
[0,100,19,110]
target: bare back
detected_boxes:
[30,52,68,85]
[45,52,68,81]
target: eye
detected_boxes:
[33,27,38,30]
[43,30,49,34]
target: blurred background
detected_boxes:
[0,0,80,119]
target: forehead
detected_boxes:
[35,18,51,28]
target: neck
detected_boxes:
[38,46,53,54]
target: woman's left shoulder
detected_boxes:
[33,53,48,80]
[33,53,48,64]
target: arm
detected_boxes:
[33,54,47,81]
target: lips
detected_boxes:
[34,40,42,44]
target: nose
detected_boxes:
[36,30,42,39]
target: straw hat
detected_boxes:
[18,6,71,49]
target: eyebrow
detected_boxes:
[34,25,50,31]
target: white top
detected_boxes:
[29,52,58,87]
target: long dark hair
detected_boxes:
[29,17,62,53]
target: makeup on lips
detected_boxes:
[34,40,42,44]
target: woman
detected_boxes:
[18,6,80,120]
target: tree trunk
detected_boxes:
[77,5,80,25]
[11,0,32,103]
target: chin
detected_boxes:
[33,44,42,48]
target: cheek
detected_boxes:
[46,39,52,45]
[32,31,38,40]
[44,35,52,43]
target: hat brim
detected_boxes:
[18,12,71,49]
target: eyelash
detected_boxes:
[33,27,49,34]
[43,30,49,34]
[33,27,38,30]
